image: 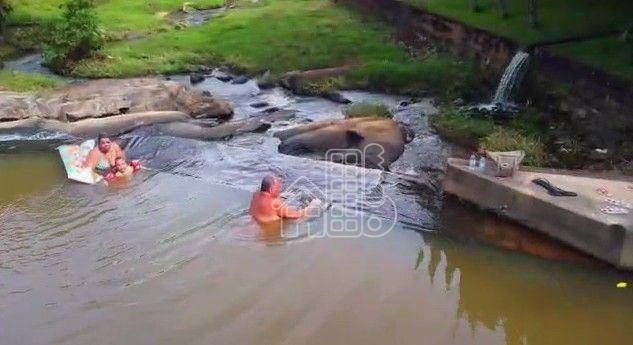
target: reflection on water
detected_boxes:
[439,197,596,265]
[0,153,65,206]
[1,152,633,344]
[419,231,633,345]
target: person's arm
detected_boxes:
[273,199,304,219]
[83,149,98,169]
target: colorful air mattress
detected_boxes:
[57,139,102,184]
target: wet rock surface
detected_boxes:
[0,78,234,123]
[276,117,406,170]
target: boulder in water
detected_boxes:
[324,91,351,104]
[189,72,205,84]
[231,75,249,85]
[215,75,233,82]
[275,117,406,169]
[250,101,270,108]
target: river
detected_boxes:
[1,71,632,345]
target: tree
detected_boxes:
[43,0,103,73]
[469,0,480,13]
[0,0,12,37]
[528,0,538,27]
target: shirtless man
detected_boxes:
[84,133,125,174]
[250,175,320,223]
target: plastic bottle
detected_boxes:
[469,154,477,169]
[478,156,486,171]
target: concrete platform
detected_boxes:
[443,158,633,269]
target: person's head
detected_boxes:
[114,157,128,172]
[97,133,112,153]
[261,174,282,197]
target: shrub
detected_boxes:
[479,127,547,167]
[43,0,103,73]
[343,102,392,119]
[0,0,11,34]
[429,107,494,148]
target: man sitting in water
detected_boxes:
[250,175,322,223]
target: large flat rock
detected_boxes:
[275,117,406,170]
[0,78,233,123]
[443,158,633,269]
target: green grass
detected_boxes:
[74,0,405,76]
[407,0,631,44]
[8,0,225,37]
[480,127,547,167]
[343,102,392,118]
[429,107,494,147]
[552,36,633,82]
[430,106,548,166]
[0,70,63,91]
[346,59,482,97]
[65,0,479,97]
[406,0,633,81]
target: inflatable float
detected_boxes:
[57,140,102,184]
[58,140,141,184]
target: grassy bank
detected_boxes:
[60,0,482,97]
[430,107,548,166]
[405,0,633,81]
[407,0,630,44]
[0,71,62,92]
[8,0,224,38]
[551,37,633,81]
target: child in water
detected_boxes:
[104,157,141,185]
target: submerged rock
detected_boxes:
[231,75,249,85]
[159,109,295,140]
[215,75,233,82]
[324,91,352,104]
[189,72,205,84]
[250,101,270,108]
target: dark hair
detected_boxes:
[261,175,276,192]
[114,156,125,163]
[97,132,109,143]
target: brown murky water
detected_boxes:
[2,152,633,345]
[2,76,632,344]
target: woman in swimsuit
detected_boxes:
[84,133,125,174]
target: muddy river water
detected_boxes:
[1,75,633,345]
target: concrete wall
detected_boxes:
[443,159,633,269]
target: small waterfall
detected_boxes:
[492,51,530,104]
